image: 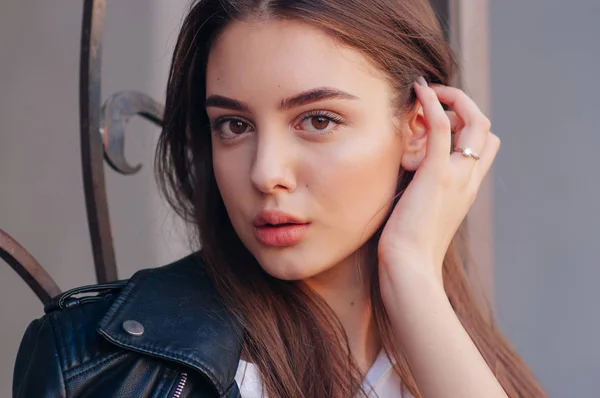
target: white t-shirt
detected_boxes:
[234,350,413,397]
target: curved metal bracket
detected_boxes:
[100,90,164,175]
[0,229,61,304]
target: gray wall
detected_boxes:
[491,1,600,396]
[1,1,597,397]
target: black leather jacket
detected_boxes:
[13,253,243,398]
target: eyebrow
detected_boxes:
[204,87,359,112]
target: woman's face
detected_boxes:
[206,19,407,280]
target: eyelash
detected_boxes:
[300,110,345,127]
[209,110,346,139]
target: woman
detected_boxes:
[13,0,547,397]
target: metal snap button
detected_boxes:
[122,320,144,336]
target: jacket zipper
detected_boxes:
[168,372,188,398]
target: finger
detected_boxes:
[413,81,452,164]
[430,86,490,128]
[446,111,463,155]
[472,132,500,184]
[450,126,489,166]
[431,86,491,155]
[446,111,463,132]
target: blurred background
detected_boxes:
[1,1,598,396]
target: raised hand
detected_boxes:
[377,79,508,398]
[378,79,500,286]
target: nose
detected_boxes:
[250,134,296,194]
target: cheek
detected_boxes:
[310,131,402,232]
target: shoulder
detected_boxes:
[13,253,243,398]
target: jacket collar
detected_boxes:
[97,253,243,396]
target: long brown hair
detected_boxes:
[156,0,546,396]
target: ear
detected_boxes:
[400,104,428,172]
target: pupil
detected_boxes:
[230,120,247,134]
[312,116,329,130]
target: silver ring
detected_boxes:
[454,147,480,160]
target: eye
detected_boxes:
[296,111,345,134]
[211,117,253,139]
[228,120,250,134]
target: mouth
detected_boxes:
[253,210,310,247]
[253,210,307,227]
[260,222,301,227]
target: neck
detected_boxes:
[303,246,381,374]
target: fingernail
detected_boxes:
[416,76,428,87]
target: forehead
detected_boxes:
[206,19,388,99]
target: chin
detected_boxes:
[252,248,327,281]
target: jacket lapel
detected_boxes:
[97,253,243,396]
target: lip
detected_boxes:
[253,210,307,227]
[253,210,310,247]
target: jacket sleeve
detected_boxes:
[13,315,67,398]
